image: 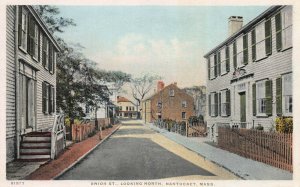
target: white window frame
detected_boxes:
[182,101,187,108]
[236,35,244,68]
[169,89,175,97]
[255,20,267,61]
[220,47,227,75]
[20,7,28,51]
[282,6,293,50]
[182,112,186,120]
[282,73,292,116]
[211,93,216,116]
[256,80,267,116]
[221,90,228,117]
[209,55,215,79]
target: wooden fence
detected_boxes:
[188,122,207,137]
[217,126,292,172]
[72,122,96,142]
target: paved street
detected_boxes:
[58,120,238,180]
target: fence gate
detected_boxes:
[187,122,207,137]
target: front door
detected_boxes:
[240,92,246,123]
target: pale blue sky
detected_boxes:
[56,6,268,87]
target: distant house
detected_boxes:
[142,82,195,123]
[6,6,60,162]
[204,6,292,141]
[116,96,138,119]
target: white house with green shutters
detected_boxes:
[204,6,292,142]
[6,5,61,162]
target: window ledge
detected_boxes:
[254,55,268,63]
[283,113,293,117]
[281,46,293,52]
[256,114,268,118]
[19,46,27,54]
[32,56,39,63]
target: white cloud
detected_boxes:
[90,33,207,88]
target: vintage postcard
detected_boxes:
[1,0,299,187]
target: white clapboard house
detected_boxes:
[6,5,62,162]
[204,6,292,142]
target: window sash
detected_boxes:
[282,73,293,115]
[255,21,267,60]
[256,80,266,115]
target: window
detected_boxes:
[208,54,216,79]
[42,82,55,114]
[169,89,175,97]
[157,101,162,109]
[42,36,49,69]
[182,112,186,120]
[119,106,122,111]
[220,47,226,75]
[236,35,244,68]
[182,101,187,108]
[18,7,28,51]
[276,7,292,51]
[282,73,292,115]
[126,106,128,111]
[19,61,36,129]
[209,93,218,117]
[254,80,272,116]
[221,90,231,116]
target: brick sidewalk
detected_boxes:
[25,125,120,180]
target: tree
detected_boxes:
[33,5,76,34]
[130,74,161,117]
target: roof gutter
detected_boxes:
[203,5,282,58]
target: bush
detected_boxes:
[275,117,293,133]
[255,125,264,131]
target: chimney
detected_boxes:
[228,16,243,36]
[157,81,165,92]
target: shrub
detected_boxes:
[188,116,199,124]
[275,117,293,133]
[255,125,264,131]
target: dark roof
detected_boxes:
[203,5,283,58]
[117,96,132,103]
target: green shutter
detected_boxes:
[215,93,218,116]
[225,46,230,72]
[243,34,248,65]
[265,19,272,55]
[275,13,282,51]
[214,54,217,77]
[208,58,210,79]
[49,44,53,72]
[251,29,256,61]
[42,36,46,67]
[252,83,256,116]
[276,77,282,116]
[218,92,221,115]
[265,80,273,116]
[48,85,52,113]
[226,90,231,116]
[18,6,22,46]
[218,51,221,76]
[42,82,46,113]
[233,41,237,69]
[208,94,211,116]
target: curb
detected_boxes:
[53,124,121,179]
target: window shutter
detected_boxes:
[214,93,218,116]
[27,15,31,54]
[233,41,237,69]
[42,82,46,113]
[218,92,221,115]
[265,19,272,55]
[275,13,282,51]
[52,86,55,113]
[49,44,53,72]
[251,29,256,61]
[208,94,211,116]
[48,85,52,114]
[42,36,46,67]
[265,80,273,116]
[208,58,210,80]
[18,7,22,46]
[252,83,256,116]
[218,51,221,76]
[214,53,217,77]
[243,34,248,65]
[225,46,230,72]
[276,77,282,116]
[226,90,231,116]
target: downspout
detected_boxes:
[14,6,20,159]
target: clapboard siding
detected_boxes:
[6,5,16,162]
[6,5,58,162]
[205,6,292,141]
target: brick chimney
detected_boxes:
[228,16,243,36]
[157,81,165,92]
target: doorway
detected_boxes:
[240,92,246,123]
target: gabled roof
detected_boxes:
[203,6,282,58]
[117,96,132,103]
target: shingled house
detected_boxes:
[6,6,60,162]
[204,6,292,141]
